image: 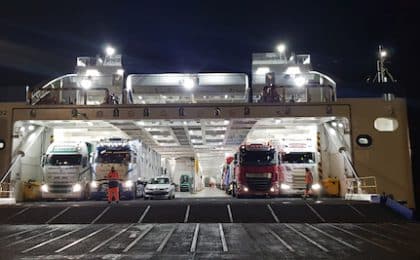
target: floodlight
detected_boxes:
[105,46,116,56]
[277,44,286,53]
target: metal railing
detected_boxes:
[0,152,24,198]
[346,176,378,195]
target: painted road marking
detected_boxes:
[227,204,233,223]
[347,204,365,217]
[90,206,110,224]
[1,227,39,240]
[284,224,329,252]
[219,223,228,252]
[7,227,61,247]
[326,224,395,253]
[45,207,71,224]
[306,224,361,252]
[55,225,112,253]
[90,224,134,253]
[190,224,200,252]
[123,224,154,253]
[138,205,150,223]
[184,205,190,223]
[156,225,177,252]
[267,204,279,223]
[22,227,83,253]
[5,207,30,222]
[305,202,325,222]
[268,228,295,252]
[352,224,412,247]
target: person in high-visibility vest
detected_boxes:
[304,167,314,198]
[107,166,120,203]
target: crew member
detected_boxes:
[107,166,120,203]
[304,167,313,198]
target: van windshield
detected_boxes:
[47,154,82,166]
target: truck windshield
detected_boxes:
[150,178,170,184]
[281,152,315,163]
[240,150,276,166]
[96,149,130,164]
[47,154,82,166]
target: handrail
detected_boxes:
[0,153,23,195]
[29,74,77,105]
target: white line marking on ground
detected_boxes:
[267,204,279,223]
[284,224,329,252]
[184,205,190,223]
[5,207,30,222]
[7,227,61,247]
[347,204,365,217]
[219,223,228,252]
[90,223,134,253]
[352,224,411,247]
[90,206,110,224]
[45,207,71,224]
[138,205,150,223]
[156,225,177,252]
[268,229,294,252]
[190,224,200,253]
[306,224,361,252]
[123,224,154,253]
[55,224,112,253]
[22,227,83,253]
[1,228,38,240]
[326,224,395,253]
[305,202,325,222]
[227,204,233,223]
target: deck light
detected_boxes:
[277,44,286,53]
[81,79,92,89]
[182,77,195,90]
[105,46,116,56]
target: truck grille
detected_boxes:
[49,184,73,193]
[245,177,271,191]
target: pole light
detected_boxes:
[277,44,286,53]
[380,50,387,58]
[105,45,116,56]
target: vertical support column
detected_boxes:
[317,131,323,180]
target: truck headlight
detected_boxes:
[312,183,321,190]
[270,187,275,192]
[41,184,49,192]
[72,183,82,192]
[124,180,133,188]
[281,184,291,190]
[243,186,249,192]
[90,181,98,188]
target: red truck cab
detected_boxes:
[233,143,284,197]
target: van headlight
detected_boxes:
[124,180,133,188]
[311,183,321,190]
[72,183,82,192]
[41,184,49,192]
[90,181,98,188]
[281,183,291,190]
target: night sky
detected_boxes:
[1,1,419,209]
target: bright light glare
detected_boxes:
[105,46,116,56]
[281,183,290,190]
[182,78,195,90]
[90,181,98,188]
[277,44,286,53]
[41,184,49,192]
[380,50,387,58]
[86,69,100,77]
[255,67,270,75]
[312,183,321,190]
[28,125,35,131]
[294,76,306,87]
[285,66,301,75]
[223,120,230,125]
[331,122,337,127]
[72,183,82,192]
[81,79,92,89]
[243,187,249,192]
[338,122,344,128]
[124,180,134,188]
[116,69,124,76]
[270,187,275,192]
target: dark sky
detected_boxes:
[0,1,417,98]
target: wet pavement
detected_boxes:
[0,198,417,259]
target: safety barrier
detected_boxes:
[345,176,378,201]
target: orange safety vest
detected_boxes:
[108,171,120,188]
